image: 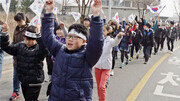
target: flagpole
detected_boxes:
[156,5,166,17]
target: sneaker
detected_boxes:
[168,50,171,53]
[9,92,20,101]
[105,81,109,88]
[136,54,139,59]
[170,51,173,54]
[125,60,129,65]
[144,61,147,64]
[110,70,114,76]
[120,63,125,68]
[129,57,133,61]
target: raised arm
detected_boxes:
[86,0,104,67]
[1,24,18,56]
[41,1,62,56]
[110,32,124,47]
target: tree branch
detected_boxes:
[86,0,93,17]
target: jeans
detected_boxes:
[160,38,165,49]
[21,84,41,101]
[130,42,140,58]
[143,46,152,62]
[167,38,175,51]
[154,37,161,53]
[13,67,20,93]
[0,50,4,78]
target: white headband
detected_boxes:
[25,31,38,38]
[68,29,87,40]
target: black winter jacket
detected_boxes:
[154,26,163,38]
[1,33,48,85]
[132,29,143,43]
[142,29,154,47]
[166,27,177,39]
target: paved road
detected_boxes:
[0,40,180,101]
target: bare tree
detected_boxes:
[75,0,93,23]
[133,0,159,17]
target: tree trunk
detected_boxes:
[80,14,85,24]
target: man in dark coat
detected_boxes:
[166,21,177,53]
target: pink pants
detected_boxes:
[95,68,110,101]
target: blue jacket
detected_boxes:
[41,13,104,101]
[119,35,131,49]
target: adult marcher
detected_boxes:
[166,21,177,53]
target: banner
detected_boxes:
[112,12,119,23]
[70,12,81,22]
[29,0,44,17]
[53,7,58,15]
[29,16,41,26]
[128,13,136,23]
[2,0,11,15]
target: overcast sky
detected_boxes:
[160,0,179,17]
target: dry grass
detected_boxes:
[0,12,17,42]
[0,12,77,42]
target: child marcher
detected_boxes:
[130,23,143,59]
[142,23,154,64]
[94,24,124,101]
[42,0,104,100]
[10,12,30,101]
[119,31,132,68]
[1,24,48,101]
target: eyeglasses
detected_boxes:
[26,37,36,40]
[66,35,82,40]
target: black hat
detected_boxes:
[170,21,174,25]
[145,23,151,28]
[84,18,90,22]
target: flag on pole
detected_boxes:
[128,13,136,23]
[112,12,119,23]
[70,12,81,22]
[29,0,44,17]
[147,4,165,14]
[29,16,41,26]
[2,0,11,15]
